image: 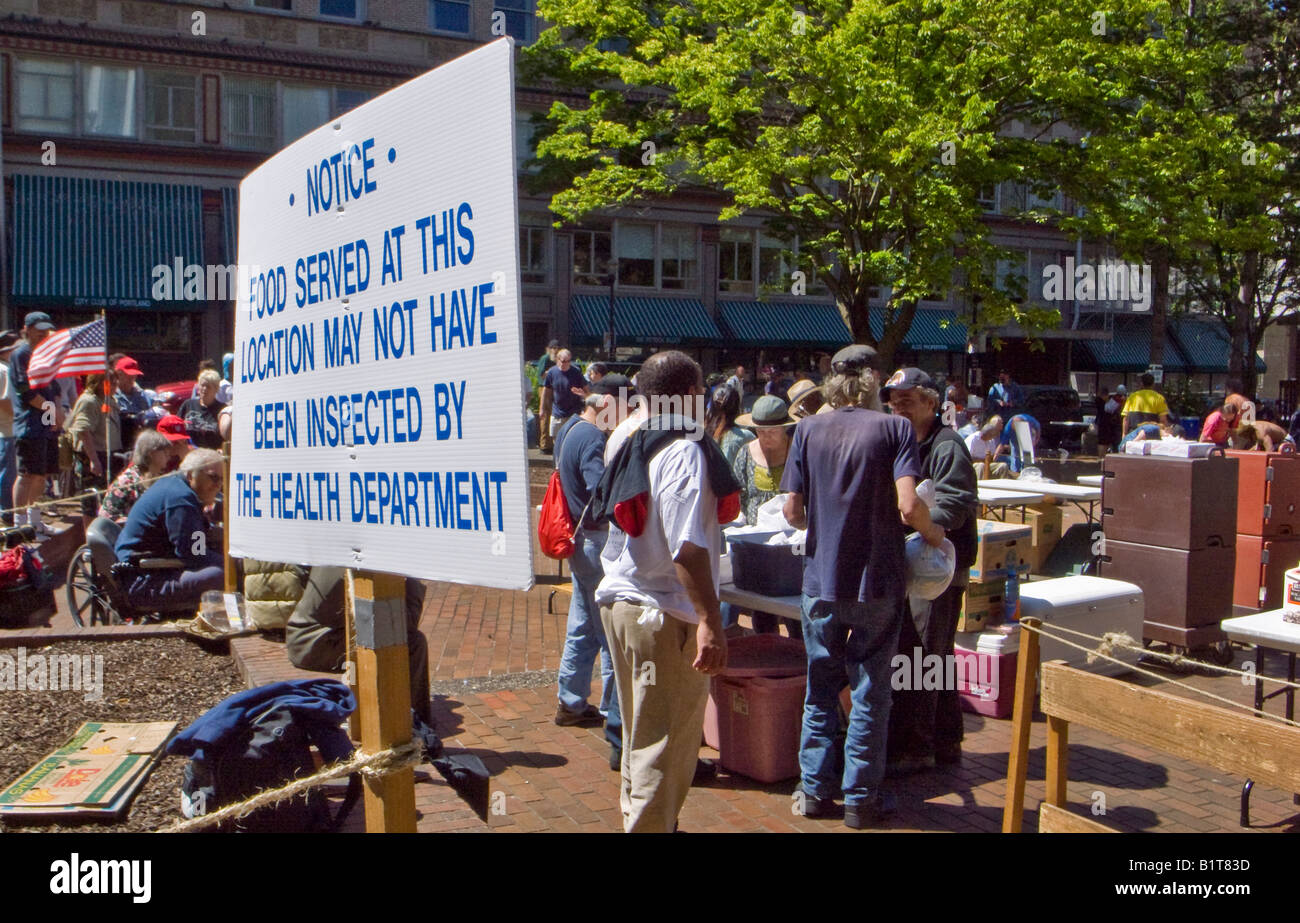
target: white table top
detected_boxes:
[978,479,1102,501]
[979,487,1046,505]
[1221,609,1300,654]
[1076,475,1104,488]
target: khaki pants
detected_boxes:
[601,600,709,833]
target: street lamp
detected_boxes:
[604,258,618,360]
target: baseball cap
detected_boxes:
[156,415,192,444]
[590,373,634,396]
[880,367,937,402]
[831,344,879,374]
[115,356,145,377]
[0,330,19,353]
[547,338,561,349]
[23,311,54,331]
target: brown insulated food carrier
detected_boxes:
[1099,538,1233,647]
[1233,534,1300,610]
[1100,452,1238,550]
[1226,448,1300,538]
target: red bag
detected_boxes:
[0,544,43,590]
[537,470,578,560]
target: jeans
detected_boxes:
[799,594,904,806]
[0,436,15,524]
[888,583,965,760]
[125,565,225,613]
[557,531,621,749]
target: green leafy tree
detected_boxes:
[524,0,1146,369]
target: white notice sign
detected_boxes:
[229,39,532,590]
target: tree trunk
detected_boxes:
[839,293,875,348]
[1149,250,1169,369]
[1234,251,1259,395]
[876,298,920,375]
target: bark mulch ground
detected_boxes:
[0,636,243,833]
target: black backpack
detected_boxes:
[180,704,361,833]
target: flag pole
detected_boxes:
[101,310,111,487]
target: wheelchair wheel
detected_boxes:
[65,545,119,627]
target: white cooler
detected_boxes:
[1018,576,1145,676]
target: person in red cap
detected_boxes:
[155,414,193,471]
[112,354,162,448]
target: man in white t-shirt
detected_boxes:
[595,351,730,833]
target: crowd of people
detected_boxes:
[1,311,236,616]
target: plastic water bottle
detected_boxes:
[1003,563,1021,626]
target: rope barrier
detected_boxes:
[157,739,422,834]
[1017,618,1300,728]
[1,455,231,520]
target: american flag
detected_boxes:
[27,318,108,387]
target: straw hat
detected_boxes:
[736,395,798,428]
[787,379,820,407]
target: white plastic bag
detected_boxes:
[754,493,793,531]
[904,534,956,601]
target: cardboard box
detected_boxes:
[958,580,1004,632]
[970,520,1033,581]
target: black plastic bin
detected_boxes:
[726,531,805,596]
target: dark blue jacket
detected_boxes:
[166,679,356,763]
[115,472,222,567]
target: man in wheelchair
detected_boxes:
[114,448,225,613]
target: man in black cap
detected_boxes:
[781,345,944,828]
[881,367,978,773]
[8,312,62,534]
[0,330,20,526]
[552,374,635,769]
[535,338,562,452]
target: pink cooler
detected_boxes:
[702,635,806,752]
[953,646,1018,719]
[711,673,807,783]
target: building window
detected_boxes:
[520,223,549,285]
[660,226,698,290]
[225,77,276,150]
[82,64,136,138]
[319,0,361,19]
[758,233,792,293]
[430,0,471,33]
[616,223,656,287]
[145,72,198,143]
[719,228,755,293]
[573,228,612,286]
[998,180,1027,216]
[333,88,374,118]
[283,85,331,144]
[251,0,292,9]
[976,183,998,213]
[515,113,539,174]
[494,0,534,42]
[15,58,75,135]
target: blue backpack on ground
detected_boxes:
[167,679,361,833]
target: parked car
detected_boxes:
[1007,385,1083,451]
[150,380,196,416]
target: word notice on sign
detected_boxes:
[229,39,532,590]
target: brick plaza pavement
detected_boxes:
[30,455,1300,833]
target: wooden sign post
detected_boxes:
[350,570,416,833]
[1001,617,1041,833]
[222,441,236,595]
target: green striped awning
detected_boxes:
[870,308,967,352]
[1169,316,1266,373]
[570,295,721,345]
[717,300,852,348]
[10,174,204,309]
[1077,316,1193,371]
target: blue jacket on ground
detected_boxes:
[166,679,356,761]
[115,472,222,567]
